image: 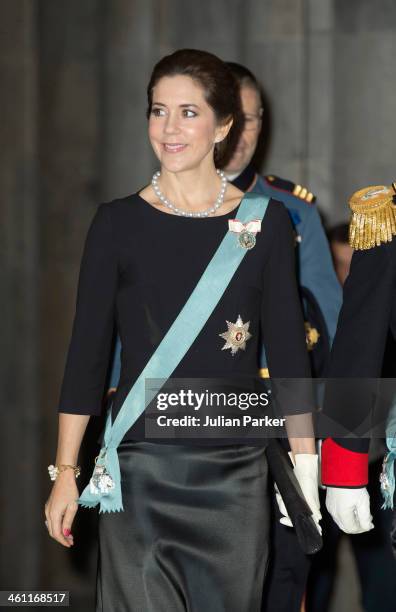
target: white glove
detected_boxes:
[325,487,374,534]
[275,453,322,534]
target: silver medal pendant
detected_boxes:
[89,463,115,496]
[219,315,252,355]
[379,454,390,492]
[238,230,256,250]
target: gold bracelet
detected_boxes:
[48,464,81,481]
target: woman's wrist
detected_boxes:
[55,452,79,465]
[289,437,316,456]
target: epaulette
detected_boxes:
[265,175,316,204]
[349,183,396,250]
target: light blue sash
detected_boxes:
[78,192,269,512]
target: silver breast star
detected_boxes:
[219,315,252,355]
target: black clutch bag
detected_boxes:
[265,439,323,555]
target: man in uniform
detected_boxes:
[322,183,396,512]
[308,204,396,611]
[223,62,342,385]
[319,183,396,611]
[322,184,396,530]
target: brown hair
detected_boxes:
[146,49,243,168]
[226,62,263,100]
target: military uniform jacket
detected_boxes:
[322,240,396,486]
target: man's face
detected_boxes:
[223,85,262,175]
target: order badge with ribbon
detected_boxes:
[228,219,261,250]
[89,449,116,496]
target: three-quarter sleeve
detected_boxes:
[58,203,118,415]
[261,204,314,416]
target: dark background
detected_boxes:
[1,1,396,610]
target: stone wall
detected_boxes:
[2,0,395,607]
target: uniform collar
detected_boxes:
[229,163,257,192]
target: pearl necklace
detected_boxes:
[151,169,228,217]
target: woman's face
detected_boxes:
[148,75,231,174]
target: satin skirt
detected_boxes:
[96,441,269,612]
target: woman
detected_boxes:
[45,49,319,611]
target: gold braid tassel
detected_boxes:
[349,184,396,250]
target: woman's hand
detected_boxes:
[275,453,322,534]
[45,471,79,548]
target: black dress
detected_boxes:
[58,193,311,611]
